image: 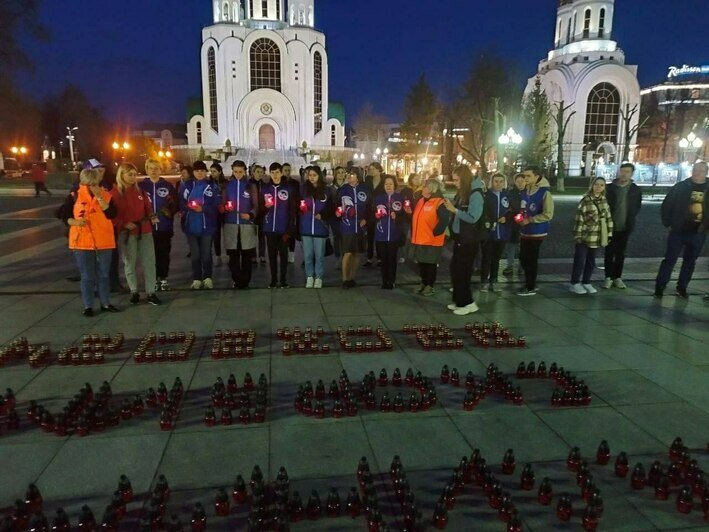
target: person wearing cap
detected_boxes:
[111,163,162,306]
[58,168,120,316]
[223,160,259,289]
[179,161,221,289]
[139,159,178,292]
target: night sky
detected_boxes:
[18,0,708,126]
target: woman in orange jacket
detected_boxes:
[111,163,161,306]
[60,168,120,316]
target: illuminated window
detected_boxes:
[208,47,219,132]
[584,83,620,145]
[314,52,323,134]
[196,121,202,144]
[250,38,281,91]
[583,9,591,38]
[599,8,606,38]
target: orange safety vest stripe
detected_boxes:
[69,186,116,250]
[411,197,445,247]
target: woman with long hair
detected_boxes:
[570,177,613,294]
[329,166,346,264]
[300,165,333,288]
[209,162,228,266]
[407,177,451,296]
[111,163,161,306]
[60,168,120,316]
[336,167,372,288]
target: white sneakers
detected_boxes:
[570,283,587,295]
[203,278,214,290]
[191,280,202,290]
[447,303,458,310]
[613,278,627,289]
[583,284,597,294]
[306,277,314,288]
[602,278,613,289]
[314,278,323,289]
[453,302,479,315]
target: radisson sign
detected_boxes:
[667,64,709,79]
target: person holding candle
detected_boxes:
[336,167,372,288]
[329,166,346,265]
[179,161,221,289]
[570,177,614,294]
[364,162,385,267]
[375,175,405,289]
[517,166,554,296]
[223,160,259,289]
[60,168,120,316]
[261,162,297,288]
[139,159,177,292]
[480,173,511,293]
[110,163,161,306]
[502,173,525,276]
[300,165,333,288]
[407,177,451,297]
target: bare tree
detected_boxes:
[551,101,576,192]
[619,104,648,162]
[353,103,388,144]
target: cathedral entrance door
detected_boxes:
[259,124,276,150]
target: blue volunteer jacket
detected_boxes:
[138,177,176,233]
[299,190,332,238]
[223,178,258,225]
[179,179,221,236]
[261,182,296,235]
[374,192,405,243]
[485,190,512,241]
[336,183,372,235]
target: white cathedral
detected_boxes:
[186,0,345,155]
[525,0,640,176]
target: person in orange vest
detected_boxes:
[59,168,120,316]
[405,177,452,296]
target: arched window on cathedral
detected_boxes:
[208,47,219,132]
[583,9,591,38]
[572,12,577,41]
[196,121,203,144]
[313,51,323,135]
[331,124,337,147]
[584,83,620,146]
[223,2,229,20]
[250,38,281,92]
[598,8,606,38]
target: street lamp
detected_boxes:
[66,127,78,165]
[499,127,523,172]
[679,132,703,162]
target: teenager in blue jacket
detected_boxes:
[299,165,333,288]
[179,160,221,290]
[223,160,259,289]
[261,162,297,288]
[374,175,406,289]
[139,159,177,292]
[336,167,372,288]
[481,173,512,293]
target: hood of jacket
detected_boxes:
[528,177,551,194]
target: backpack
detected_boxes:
[456,190,496,243]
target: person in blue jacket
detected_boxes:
[336,167,372,288]
[299,165,333,288]
[179,160,221,290]
[139,159,177,292]
[374,175,405,289]
[261,162,297,288]
[223,160,259,289]
[481,173,512,293]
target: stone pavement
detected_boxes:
[0,235,708,530]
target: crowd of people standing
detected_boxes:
[59,157,708,317]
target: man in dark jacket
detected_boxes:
[603,163,643,289]
[364,162,385,266]
[654,161,707,299]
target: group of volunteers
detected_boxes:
[60,154,708,317]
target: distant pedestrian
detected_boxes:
[603,163,642,289]
[570,177,613,294]
[517,166,554,296]
[31,164,51,197]
[654,161,707,299]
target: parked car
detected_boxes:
[0,155,23,178]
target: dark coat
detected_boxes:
[606,180,642,233]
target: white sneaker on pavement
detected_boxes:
[203,278,214,289]
[305,277,314,288]
[602,278,613,289]
[447,303,458,310]
[314,278,323,289]
[191,280,202,290]
[582,284,597,294]
[613,278,627,289]
[453,302,479,316]
[570,283,587,295]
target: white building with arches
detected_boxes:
[185,0,345,157]
[525,0,640,176]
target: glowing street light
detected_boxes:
[499,127,523,147]
[679,132,704,162]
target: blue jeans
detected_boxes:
[655,231,706,291]
[302,236,326,279]
[74,249,112,309]
[571,243,597,284]
[187,235,214,281]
